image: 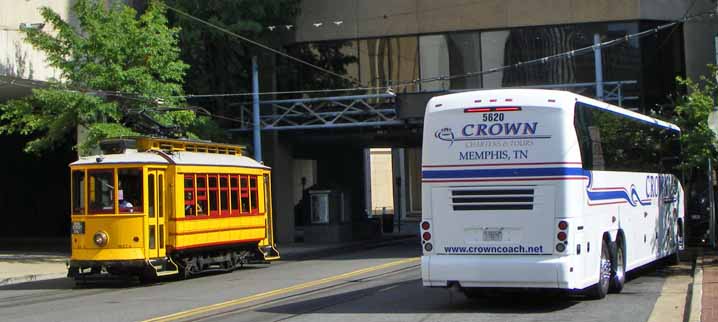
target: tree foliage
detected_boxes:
[672,65,718,172]
[0,0,195,154]
[165,0,300,119]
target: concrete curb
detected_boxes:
[0,272,68,287]
[688,254,703,322]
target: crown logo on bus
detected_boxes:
[434,127,456,145]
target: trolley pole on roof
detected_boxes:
[252,56,262,162]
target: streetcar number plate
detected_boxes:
[483,230,502,241]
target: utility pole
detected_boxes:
[593,33,604,100]
[252,56,262,162]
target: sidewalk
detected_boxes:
[698,248,718,322]
[0,234,416,286]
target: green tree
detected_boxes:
[673,65,718,169]
[0,0,195,155]
[165,0,300,119]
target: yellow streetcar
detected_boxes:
[68,137,279,281]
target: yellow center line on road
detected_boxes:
[141,257,420,322]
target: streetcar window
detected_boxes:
[250,176,258,214]
[158,174,164,218]
[209,175,218,216]
[196,175,207,216]
[240,175,250,214]
[184,175,196,216]
[118,168,143,214]
[88,170,115,214]
[72,170,85,215]
[230,176,239,215]
[148,174,155,218]
[220,175,229,215]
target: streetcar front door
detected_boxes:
[147,169,166,259]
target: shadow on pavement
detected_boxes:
[258,278,579,315]
[0,278,76,291]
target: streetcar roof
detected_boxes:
[70,150,270,169]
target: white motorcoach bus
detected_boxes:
[420,89,684,299]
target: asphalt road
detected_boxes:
[0,240,671,322]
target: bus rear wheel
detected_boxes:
[587,239,611,299]
[609,242,625,293]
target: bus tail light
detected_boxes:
[556,220,568,253]
[464,106,522,113]
[557,231,567,241]
[421,220,433,253]
[558,221,568,230]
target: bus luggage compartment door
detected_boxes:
[432,185,555,255]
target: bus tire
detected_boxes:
[667,247,680,265]
[609,241,625,293]
[587,239,611,299]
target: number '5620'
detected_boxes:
[482,113,504,122]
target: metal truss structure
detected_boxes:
[231,93,401,131]
[229,80,637,131]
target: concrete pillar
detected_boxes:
[264,133,295,244]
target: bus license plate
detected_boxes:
[483,230,502,242]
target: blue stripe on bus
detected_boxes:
[422,167,653,207]
[421,167,585,179]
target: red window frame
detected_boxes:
[240,175,250,214]
[208,175,217,216]
[219,174,230,216]
[184,174,196,216]
[196,174,208,216]
[230,175,240,216]
[249,176,259,215]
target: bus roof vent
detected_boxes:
[451,188,534,211]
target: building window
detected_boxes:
[420,32,482,91]
[279,40,359,97]
[359,36,420,93]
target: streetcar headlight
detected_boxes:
[71,221,85,235]
[93,231,108,247]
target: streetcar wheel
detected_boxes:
[587,239,611,299]
[609,242,625,293]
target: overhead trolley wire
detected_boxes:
[149,9,717,100]
[165,5,364,88]
[3,9,715,109]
